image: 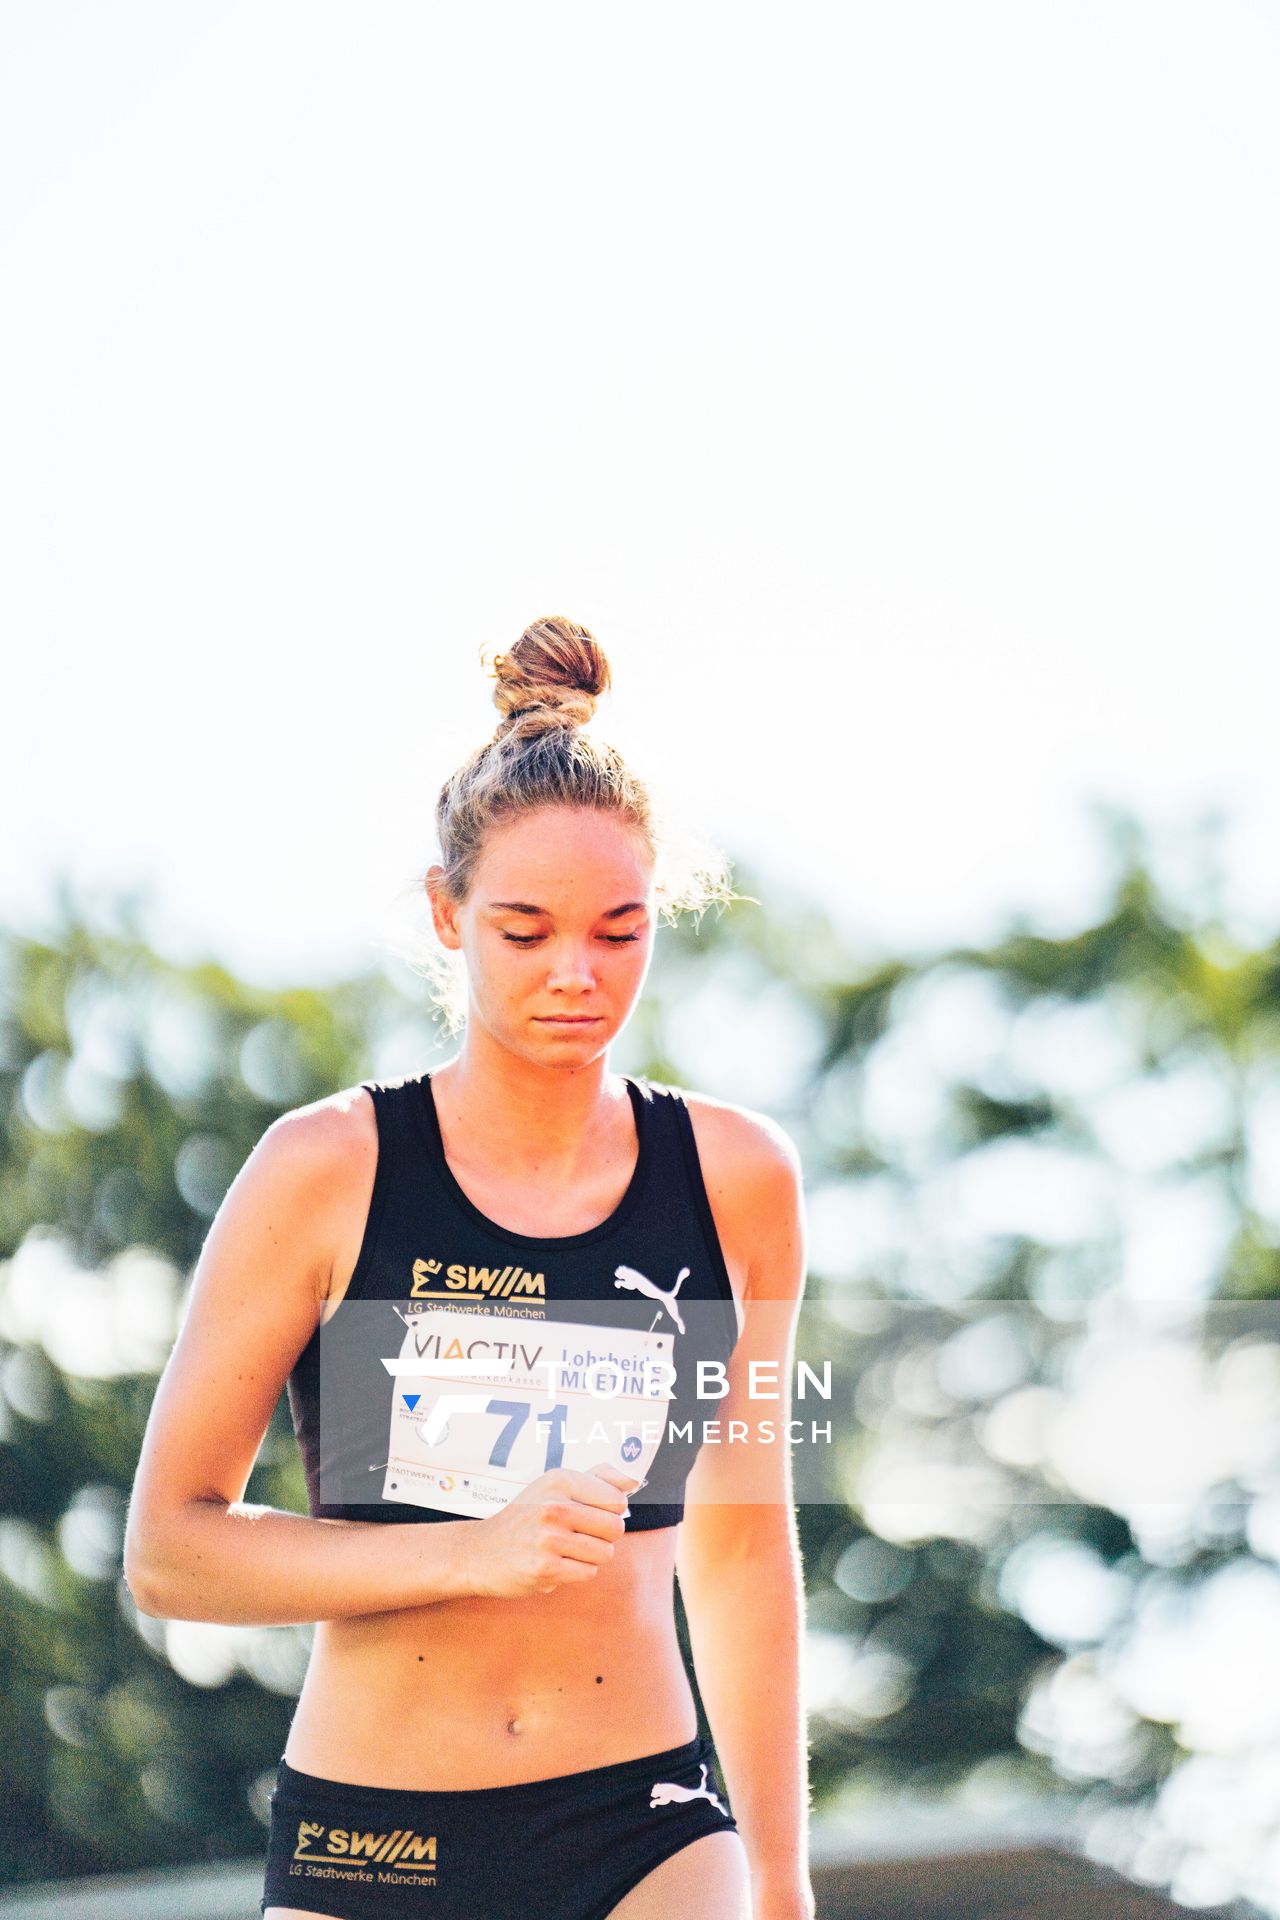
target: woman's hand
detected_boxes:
[456,1463,640,1598]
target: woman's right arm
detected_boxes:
[122,1102,475,1626]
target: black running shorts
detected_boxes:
[260,1733,740,1919]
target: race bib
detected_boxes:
[380,1307,676,1518]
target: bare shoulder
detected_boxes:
[676,1087,804,1303]
[680,1086,803,1190]
[258,1084,376,1193]
[267,1082,376,1161]
[259,1085,378,1295]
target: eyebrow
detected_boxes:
[486,900,648,920]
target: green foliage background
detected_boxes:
[2,809,1277,1910]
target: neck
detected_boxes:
[433,1024,624,1172]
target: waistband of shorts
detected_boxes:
[273,1734,708,1807]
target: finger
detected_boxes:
[555,1528,616,1566]
[577,1464,641,1505]
[565,1502,630,1542]
[549,1557,601,1584]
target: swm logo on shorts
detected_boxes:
[292,1815,437,1874]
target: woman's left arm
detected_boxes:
[676,1108,815,1920]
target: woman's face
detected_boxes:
[429,804,656,1066]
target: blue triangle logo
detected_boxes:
[402,1392,421,1411]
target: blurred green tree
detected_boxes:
[1,810,1276,1914]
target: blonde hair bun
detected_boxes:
[489,616,611,737]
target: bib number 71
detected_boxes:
[419,1394,569,1471]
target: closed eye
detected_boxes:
[500,933,642,946]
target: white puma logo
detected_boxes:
[648,1763,728,1818]
[614,1263,690,1335]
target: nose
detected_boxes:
[546,942,597,995]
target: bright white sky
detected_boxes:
[3,0,1277,986]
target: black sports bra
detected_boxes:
[285,1072,742,1531]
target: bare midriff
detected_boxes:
[279,1084,722,1792]
[284,1527,696,1789]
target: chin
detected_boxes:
[528,1022,612,1057]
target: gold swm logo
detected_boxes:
[293,1816,437,1868]
[410,1257,546,1301]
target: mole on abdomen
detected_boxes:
[596,1675,604,1684]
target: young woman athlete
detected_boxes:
[124,618,814,1920]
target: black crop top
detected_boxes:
[285,1071,742,1532]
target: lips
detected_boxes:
[536,1016,602,1024]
